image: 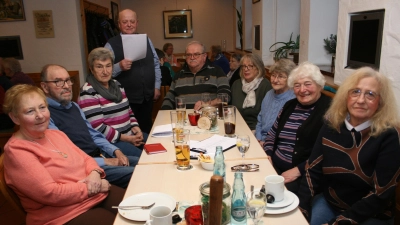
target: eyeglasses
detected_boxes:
[44,78,74,87]
[185,53,205,58]
[348,88,379,101]
[271,73,287,80]
[241,65,255,70]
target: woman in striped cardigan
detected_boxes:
[78,47,147,158]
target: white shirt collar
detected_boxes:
[344,114,372,131]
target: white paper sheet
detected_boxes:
[151,124,173,137]
[190,135,236,155]
[121,34,147,61]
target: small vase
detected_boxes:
[331,54,336,68]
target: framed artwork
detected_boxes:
[111,1,119,27]
[163,10,193,39]
[33,10,54,38]
[252,0,261,3]
[0,0,25,22]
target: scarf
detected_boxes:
[86,74,122,103]
[242,77,263,108]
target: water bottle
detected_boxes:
[213,146,226,182]
[230,172,247,224]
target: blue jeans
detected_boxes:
[113,132,148,157]
[311,194,393,225]
[100,156,138,188]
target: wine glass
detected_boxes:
[236,135,250,163]
[246,190,266,225]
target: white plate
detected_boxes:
[265,192,299,214]
[118,192,176,221]
[266,190,295,208]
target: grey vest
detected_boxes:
[108,35,155,103]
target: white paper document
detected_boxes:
[121,34,147,61]
[151,124,173,137]
[190,135,236,155]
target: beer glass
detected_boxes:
[175,97,186,124]
[217,93,229,119]
[223,105,236,137]
[170,111,184,135]
[173,129,192,170]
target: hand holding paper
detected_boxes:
[121,34,148,61]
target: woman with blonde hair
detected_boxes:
[298,67,400,225]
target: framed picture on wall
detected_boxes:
[111,1,119,27]
[252,0,261,3]
[163,10,193,39]
[0,0,25,22]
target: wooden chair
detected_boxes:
[0,154,26,219]
[395,183,400,224]
[152,86,170,122]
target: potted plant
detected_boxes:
[269,33,300,63]
[323,34,337,67]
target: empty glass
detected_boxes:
[217,93,229,119]
[201,93,211,108]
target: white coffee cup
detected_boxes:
[265,175,285,202]
[145,205,172,225]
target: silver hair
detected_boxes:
[287,61,325,88]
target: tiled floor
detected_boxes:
[0,191,24,225]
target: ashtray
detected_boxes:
[231,164,259,172]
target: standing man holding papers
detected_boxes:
[105,9,161,133]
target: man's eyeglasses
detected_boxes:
[271,73,287,81]
[348,88,379,101]
[241,65,255,70]
[185,53,205,58]
[44,79,74,87]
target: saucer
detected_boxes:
[265,192,299,214]
[266,190,295,208]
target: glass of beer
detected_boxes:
[217,93,229,119]
[176,97,186,124]
[223,105,236,137]
[170,111,184,136]
[173,129,192,170]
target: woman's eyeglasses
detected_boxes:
[270,73,287,80]
[241,65,255,70]
[348,88,379,101]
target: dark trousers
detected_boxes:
[66,185,126,225]
[130,100,153,133]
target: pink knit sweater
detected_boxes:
[4,129,108,225]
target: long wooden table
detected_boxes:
[113,110,308,225]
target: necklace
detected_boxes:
[30,135,68,158]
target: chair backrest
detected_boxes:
[0,154,26,218]
[395,182,400,224]
[151,86,170,122]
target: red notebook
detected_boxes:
[144,143,167,154]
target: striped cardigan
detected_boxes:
[78,80,138,143]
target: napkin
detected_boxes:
[151,124,173,137]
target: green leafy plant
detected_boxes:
[269,33,300,60]
[323,34,337,54]
[234,7,243,49]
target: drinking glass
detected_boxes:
[223,105,236,137]
[170,111,184,135]
[216,93,229,119]
[173,129,192,170]
[236,135,250,163]
[175,97,186,124]
[246,190,266,225]
[201,93,211,108]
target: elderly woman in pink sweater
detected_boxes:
[2,84,125,225]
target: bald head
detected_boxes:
[118,9,138,34]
